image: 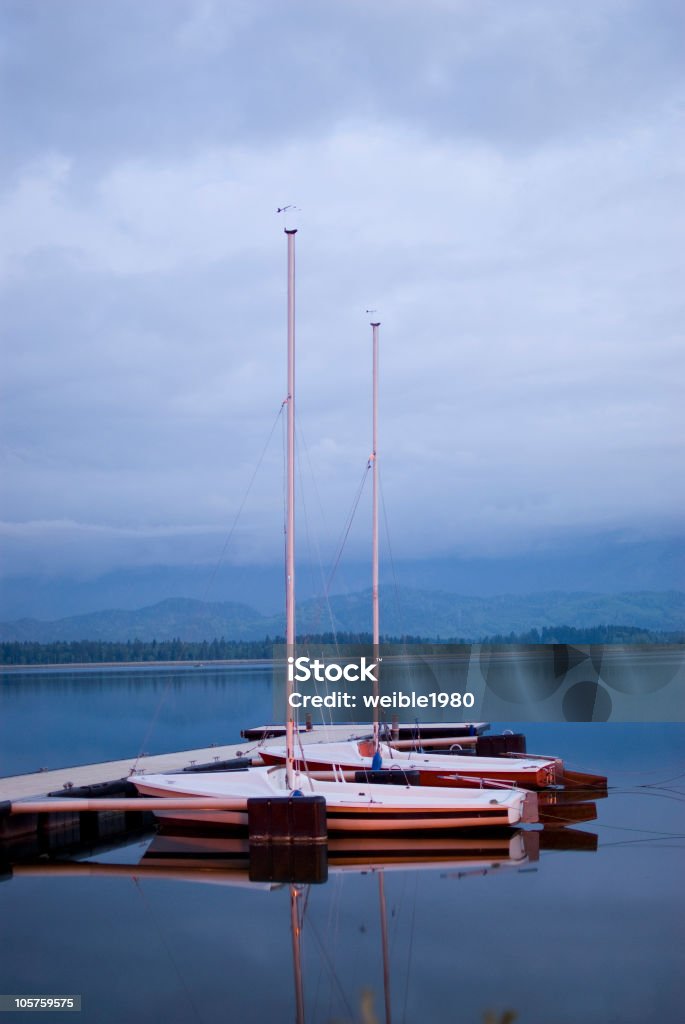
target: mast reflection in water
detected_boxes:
[0,669,682,1022]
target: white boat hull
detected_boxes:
[132,766,537,831]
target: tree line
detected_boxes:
[0,624,682,665]
[481,625,684,644]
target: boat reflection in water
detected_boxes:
[143,824,539,878]
[142,825,549,1024]
[6,806,602,1024]
[139,822,598,1024]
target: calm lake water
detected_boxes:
[1,666,684,1023]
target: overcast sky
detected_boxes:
[1,0,683,584]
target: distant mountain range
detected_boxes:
[0,588,682,643]
[3,536,683,621]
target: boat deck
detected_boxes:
[0,724,402,802]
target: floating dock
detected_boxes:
[0,720,604,869]
[0,725,361,862]
[0,723,492,855]
[0,722,491,804]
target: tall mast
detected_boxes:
[285,228,297,791]
[371,320,381,752]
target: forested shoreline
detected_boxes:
[1,625,682,665]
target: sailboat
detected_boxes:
[131,229,538,832]
[259,738,561,789]
[259,320,561,791]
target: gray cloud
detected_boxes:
[3,1,684,173]
[1,1,683,581]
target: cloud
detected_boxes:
[1,1,683,578]
[0,518,277,577]
[3,1,683,175]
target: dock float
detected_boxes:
[0,724,407,857]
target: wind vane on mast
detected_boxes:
[277,205,301,233]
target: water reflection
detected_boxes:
[2,780,682,1024]
[3,816,603,1024]
[1,677,683,1024]
[0,666,273,775]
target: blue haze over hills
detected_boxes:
[1,590,682,644]
[1,534,682,622]
[0,534,682,642]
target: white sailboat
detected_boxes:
[259,315,557,786]
[131,229,538,832]
[261,317,560,790]
[259,738,561,789]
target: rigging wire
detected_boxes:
[606,787,685,805]
[202,402,286,605]
[378,464,407,647]
[297,420,341,647]
[281,453,372,734]
[563,761,685,777]
[294,434,336,733]
[597,836,685,848]
[301,899,357,1021]
[641,769,685,786]
[132,402,285,771]
[323,460,371,601]
[401,872,420,1024]
[326,874,345,1023]
[592,821,685,838]
[132,879,206,1024]
[296,437,322,633]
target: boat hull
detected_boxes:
[259,743,560,789]
[132,768,538,832]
